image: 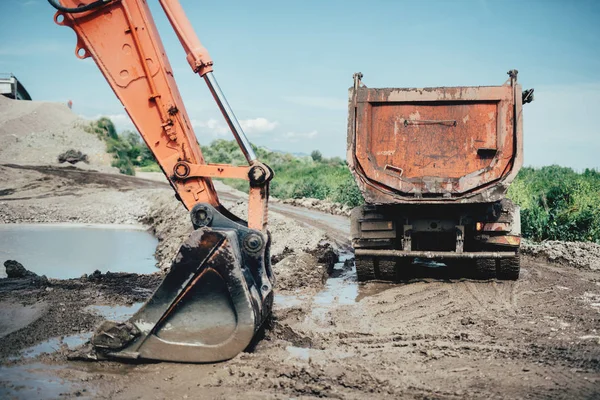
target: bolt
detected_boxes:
[244,233,264,252]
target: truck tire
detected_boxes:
[355,256,376,282]
[473,258,496,280]
[496,255,520,280]
[377,259,396,281]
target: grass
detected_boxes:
[201,139,364,207]
[85,117,599,243]
[507,166,600,242]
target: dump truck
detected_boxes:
[348,71,534,281]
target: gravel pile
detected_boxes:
[0,96,115,172]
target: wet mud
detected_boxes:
[1,170,599,399]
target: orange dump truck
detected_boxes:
[347,70,534,281]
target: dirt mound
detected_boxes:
[143,192,330,290]
[0,96,113,171]
[282,197,352,217]
[274,250,334,291]
[0,164,167,224]
[522,240,600,270]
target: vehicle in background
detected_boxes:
[0,73,32,100]
[347,71,534,281]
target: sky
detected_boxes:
[1,0,599,169]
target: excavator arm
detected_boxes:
[47,0,274,362]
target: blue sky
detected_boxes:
[1,0,599,169]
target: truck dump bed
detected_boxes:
[347,72,523,204]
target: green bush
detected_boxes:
[507,166,600,243]
[200,139,364,207]
[84,117,158,175]
[83,116,118,140]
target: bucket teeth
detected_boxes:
[92,321,140,350]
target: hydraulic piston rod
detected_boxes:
[204,72,257,163]
[157,0,257,164]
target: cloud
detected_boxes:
[278,130,318,142]
[192,117,278,138]
[82,113,281,141]
[283,96,347,111]
[192,118,229,136]
[240,117,278,134]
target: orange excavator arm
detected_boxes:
[47,0,274,363]
[50,0,271,230]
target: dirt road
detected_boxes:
[1,169,599,399]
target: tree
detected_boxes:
[310,150,322,162]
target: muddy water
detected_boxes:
[0,226,152,400]
[0,223,158,279]
[0,363,84,399]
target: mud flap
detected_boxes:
[92,223,273,363]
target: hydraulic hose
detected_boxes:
[47,0,112,14]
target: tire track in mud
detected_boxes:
[6,177,596,400]
[216,186,600,398]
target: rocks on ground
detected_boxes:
[58,149,88,164]
[0,269,162,359]
[1,260,49,289]
[4,260,36,278]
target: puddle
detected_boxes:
[0,363,88,400]
[311,253,358,320]
[275,293,304,309]
[0,223,158,279]
[310,251,430,317]
[286,345,310,360]
[16,333,93,360]
[85,302,144,320]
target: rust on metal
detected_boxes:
[481,222,512,232]
[347,73,524,204]
[476,235,521,246]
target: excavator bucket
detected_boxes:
[90,205,274,363]
[47,0,275,363]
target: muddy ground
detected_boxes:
[1,97,599,399]
[1,166,599,399]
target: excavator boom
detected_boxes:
[48,0,274,362]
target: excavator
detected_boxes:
[47,0,274,362]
